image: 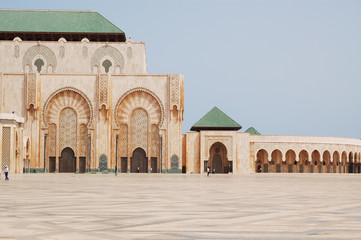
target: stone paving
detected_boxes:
[0,173,361,239]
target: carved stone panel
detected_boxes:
[170,75,180,110]
[1,127,11,168]
[59,108,77,155]
[131,108,148,154]
[26,73,37,109]
[98,74,109,109]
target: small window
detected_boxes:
[102,60,112,73]
[315,161,317,165]
[34,59,44,73]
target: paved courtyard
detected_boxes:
[0,173,361,239]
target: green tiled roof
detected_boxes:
[190,107,242,131]
[245,127,261,135]
[0,10,124,34]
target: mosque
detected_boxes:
[0,9,360,175]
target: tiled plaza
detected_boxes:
[0,173,361,239]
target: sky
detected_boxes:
[1,0,361,138]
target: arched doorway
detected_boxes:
[59,147,76,173]
[285,150,296,173]
[311,150,320,173]
[332,151,340,173]
[256,149,268,173]
[271,149,282,173]
[299,150,309,173]
[131,148,147,173]
[322,151,331,173]
[209,142,228,173]
[341,151,347,173]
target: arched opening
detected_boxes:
[271,149,282,173]
[299,150,309,173]
[332,151,340,173]
[311,150,320,173]
[348,152,354,173]
[285,150,296,173]
[209,142,229,173]
[355,153,360,174]
[102,59,112,73]
[322,151,331,173]
[341,151,347,173]
[34,58,44,73]
[131,147,147,173]
[59,147,76,173]
[256,149,268,173]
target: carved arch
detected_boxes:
[43,87,93,128]
[90,46,124,73]
[114,88,165,128]
[22,45,57,73]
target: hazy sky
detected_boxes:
[2,0,361,138]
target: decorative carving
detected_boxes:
[79,124,88,157]
[131,108,148,154]
[171,155,179,169]
[119,124,128,156]
[127,47,132,60]
[22,45,57,73]
[26,73,37,109]
[43,87,93,128]
[99,154,107,170]
[150,124,159,157]
[59,46,65,58]
[48,123,57,156]
[99,74,109,109]
[90,46,124,74]
[1,127,11,168]
[82,46,88,59]
[14,45,20,58]
[170,75,180,110]
[114,88,165,128]
[205,136,233,161]
[59,108,77,155]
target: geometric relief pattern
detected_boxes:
[119,124,128,156]
[170,75,180,109]
[22,45,57,73]
[79,124,88,157]
[26,73,37,109]
[99,74,109,109]
[127,47,132,60]
[115,89,163,128]
[14,45,20,58]
[59,46,65,59]
[59,108,77,155]
[90,46,124,74]
[131,108,148,153]
[150,124,159,157]
[1,127,11,169]
[48,124,57,156]
[82,46,88,59]
[45,89,92,128]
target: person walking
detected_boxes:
[115,165,118,176]
[207,166,210,176]
[4,166,9,180]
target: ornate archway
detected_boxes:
[209,142,228,173]
[43,88,92,173]
[115,88,163,173]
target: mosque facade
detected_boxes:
[0,10,360,174]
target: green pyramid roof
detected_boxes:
[0,10,126,42]
[245,127,261,135]
[190,107,242,131]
